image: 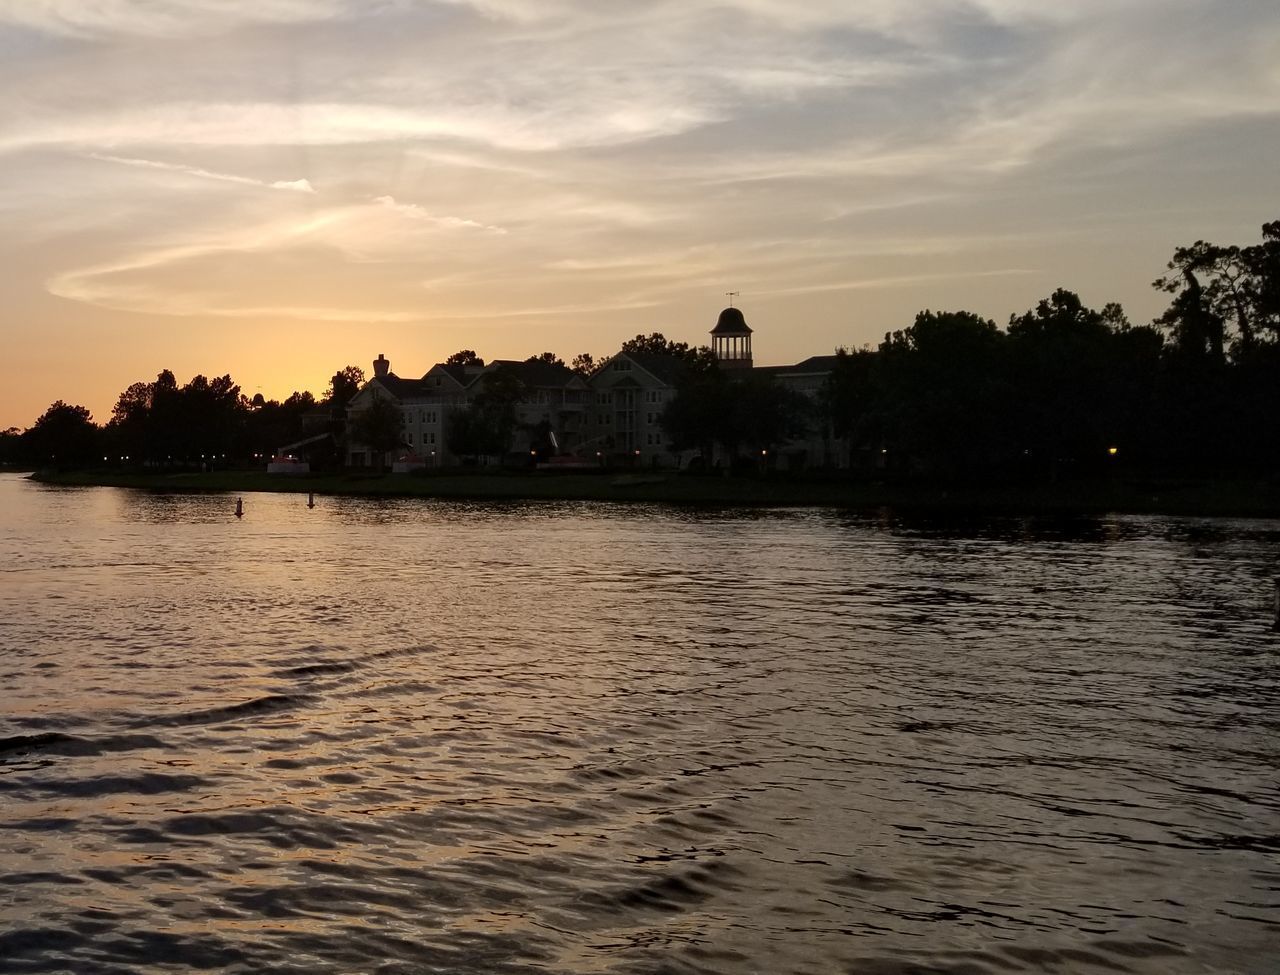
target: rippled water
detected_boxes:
[1,473,1278,974]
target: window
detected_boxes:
[613,359,631,372]
[407,432,415,445]
[596,392,611,405]
[427,432,436,444]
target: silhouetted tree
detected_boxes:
[0,427,23,467]
[660,367,729,462]
[445,403,512,465]
[325,366,365,407]
[445,364,526,464]
[147,369,183,461]
[350,391,403,471]
[445,350,485,367]
[24,401,99,468]
[1154,219,1280,357]
[730,376,811,457]
[660,353,805,468]
[106,380,153,460]
[570,352,598,376]
[879,309,1008,477]
[526,351,564,368]
[621,333,696,360]
[179,373,241,461]
[1007,290,1125,479]
[823,347,882,463]
[103,370,244,465]
[240,390,317,459]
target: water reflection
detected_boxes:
[1,474,1278,974]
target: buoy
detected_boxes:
[307,492,315,509]
[235,497,244,519]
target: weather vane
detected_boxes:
[725,291,739,307]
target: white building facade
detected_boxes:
[344,305,849,470]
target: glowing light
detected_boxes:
[1108,446,1119,456]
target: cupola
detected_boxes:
[711,306,753,369]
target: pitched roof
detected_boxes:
[754,355,840,378]
[783,354,840,374]
[369,374,431,399]
[622,352,685,385]
[436,364,474,386]
[488,358,581,388]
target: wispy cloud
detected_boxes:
[373,195,506,234]
[753,268,1041,299]
[1,100,720,155]
[89,153,315,193]
[0,0,351,38]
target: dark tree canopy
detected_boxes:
[1154,219,1280,359]
[25,401,99,467]
[350,391,404,470]
[445,363,526,463]
[877,310,1007,477]
[621,333,696,360]
[660,365,807,466]
[241,389,319,458]
[103,370,240,463]
[446,350,485,367]
[326,366,365,407]
[0,426,21,466]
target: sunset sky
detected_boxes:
[1,0,1276,428]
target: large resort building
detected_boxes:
[343,305,844,470]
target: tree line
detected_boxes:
[819,219,1279,481]
[3,217,1276,481]
[0,366,366,470]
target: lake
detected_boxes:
[1,472,1277,974]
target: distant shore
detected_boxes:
[24,468,1280,517]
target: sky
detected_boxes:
[1,0,1276,428]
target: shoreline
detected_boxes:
[24,469,1280,517]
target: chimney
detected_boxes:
[373,354,390,378]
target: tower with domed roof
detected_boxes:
[710,301,753,369]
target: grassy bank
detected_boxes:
[26,468,1280,516]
